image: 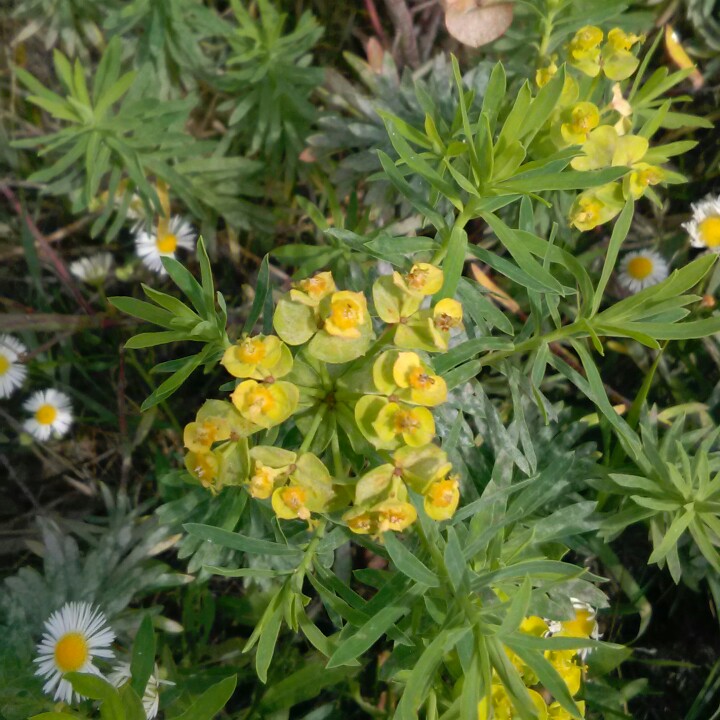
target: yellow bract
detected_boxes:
[248,462,283,499]
[185,450,220,490]
[230,379,299,428]
[373,402,435,448]
[569,183,625,232]
[549,700,586,719]
[545,649,584,696]
[478,685,547,720]
[424,476,460,521]
[559,607,597,638]
[536,60,558,88]
[560,102,599,146]
[392,352,447,406]
[400,263,444,296]
[430,298,463,349]
[183,417,230,453]
[272,485,311,520]
[324,290,367,338]
[221,334,292,380]
[289,271,336,306]
[568,25,603,77]
[376,499,417,532]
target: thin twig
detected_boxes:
[0,184,95,315]
[364,0,389,45]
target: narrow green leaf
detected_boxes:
[130,615,156,698]
[172,675,237,720]
[242,254,270,335]
[184,523,303,559]
[383,532,440,587]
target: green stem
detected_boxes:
[480,321,582,368]
[331,419,345,479]
[126,355,182,434]
[292,517,327,593]
[298,405,327,454]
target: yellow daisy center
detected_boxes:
[408,366,434,391]
[699,216,720,248]
[237,338,266,364]
[156,233,178,254]
[35,404,58,425]
[627,256,654,280]
[54,632,89,673]
[329,300,360,330]
[0,354,9,376]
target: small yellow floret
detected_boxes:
[324,291,366,338]
[54,632,89,672]
[237,337,266,364]
[156,233,178,253]
[35,404,58,425]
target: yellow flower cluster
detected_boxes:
[181,266,465,534]
[479,606,599,719]
[534,27,682,233]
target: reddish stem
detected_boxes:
[0,184,94,315]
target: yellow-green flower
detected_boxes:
[270,452,334,521]
[373,274,422,324]
[429,298,463,349]
[376,499,417,533]
[569,183,625,232]
[324,290,368,339]
[567,25,603,77]
[396,263,444,297]
[372,351,447,406]
[478,684,547,720]
[272,485,313,520]
[221,334,293,380]
[230,379,299,429]
[602,28,643,80]
[423,475,460,521]
[571,125,648,172]
[560,102,600,146]
[536,60,558,88]
[343,508,376,535]
[289,271,337,306]
[545,649,584,696]
[549,701,586,719]
[183,417,230,454]
[623,163,666,200]
[185,450,220,490]
[373,402,435,448]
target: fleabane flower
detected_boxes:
[230,379,299,429]
[221,335,293,380]
[109,662,169,719]
[134,216,196,274]
[34,601,115,704]
[69,253,113,285]
[683,194,720,252]
[0,334,27,399]
[23,389,73,440]
[324,290,368,339]
[618,250,669,292]
[567,25,603,76]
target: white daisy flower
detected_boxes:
[109,662,171,719]
[34,601,116,704]
[683,193,720,252]
[617,249,669,293]
[0,334,28,399]
[23,389,73,440]
[134,216,196,274]
[69,253,113,285]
